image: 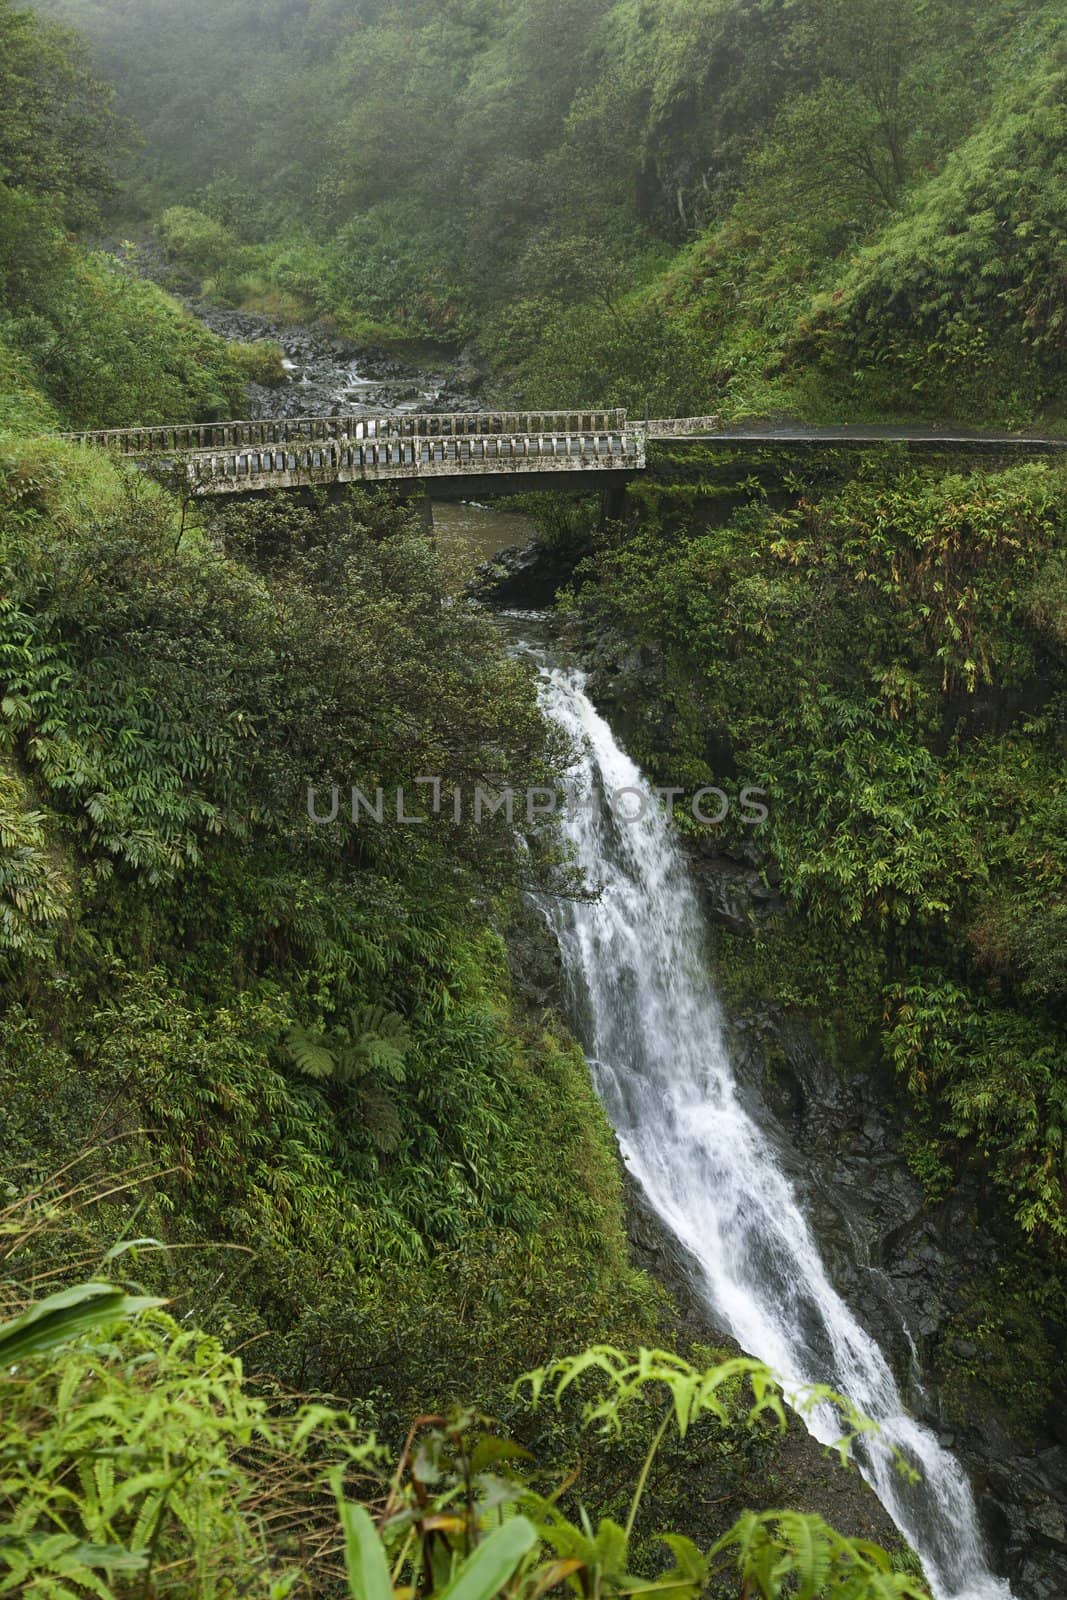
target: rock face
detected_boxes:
[718,916,1067,1600]
[468,543,574,610]
[503,891,565,1015]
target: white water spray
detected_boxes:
[535,661,1013,1600]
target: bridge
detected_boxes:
[61,409,682,496]
[61,409,1067,498]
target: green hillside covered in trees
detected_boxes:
[42,0,1067,421]
[1,0,1065,1595]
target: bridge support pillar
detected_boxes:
[416,488,435,540]
[599,481,629,528]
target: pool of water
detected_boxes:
[430,498,539,567]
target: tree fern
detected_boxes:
[282,1020,336,1081]
[284,1006,411,1086]
[283,1006,413,1152]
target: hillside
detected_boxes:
[1,0,658,1479]
[39,0,1067,424]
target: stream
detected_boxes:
[211,308,1016,1597]
[195,302,486,421]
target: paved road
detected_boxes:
[657,423,1067,449]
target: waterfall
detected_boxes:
[534,660,1014,1600]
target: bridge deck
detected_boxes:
[63,408,634,453]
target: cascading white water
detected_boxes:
[535,660,1014,1600]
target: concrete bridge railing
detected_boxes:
[646,415,721,436]
[181,426,643,494]
[56,410,741,496]
[61,409,630,457]
[55,411,1063,499]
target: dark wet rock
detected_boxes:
[624,1172,716,1339]
[502,894,564,1014]
[687,854,785,934]
[451,343,490,393]
[677,852,1067,1599]
[985,1455,1067,1598]
[469,540,571,609]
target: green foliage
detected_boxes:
[157,204,244,282]
[0,1263,925,1600]
[0,759,69,954]
[0,471,561,894]
[284,1007,412,1153]
[0,0,255,433]
[228,336,287,387]
[0,198,259,427]
[801,40,1067,416]
[0,4,1060,1587]
[154,207,304,335]
[326,206,472,341]
[0,0,120,227]
[38,0,1065,419]
[0,330,58,435]
[0,1279,164,1363]
[517,1346,786,1441]
[320,1346,925,1600]
[572,452,1067,1244]
[713,1511,926,1599]
[0,429,657,1456]
[285,1006,412,1086]
[0,1266,379,1598]
[884,977,1067,1236]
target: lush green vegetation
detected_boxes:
[0,1258,926,1599]
[561,441,1066,1423]
[0,5,921,1586]
[0,0,279,428]
[0,423,664,1411]
[3,0,1066,1591]
[41,0,1067,421]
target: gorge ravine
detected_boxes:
[204,305,1049,1593]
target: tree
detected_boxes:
[0,0,122,226]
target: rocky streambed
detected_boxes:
[193,302,487,421]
